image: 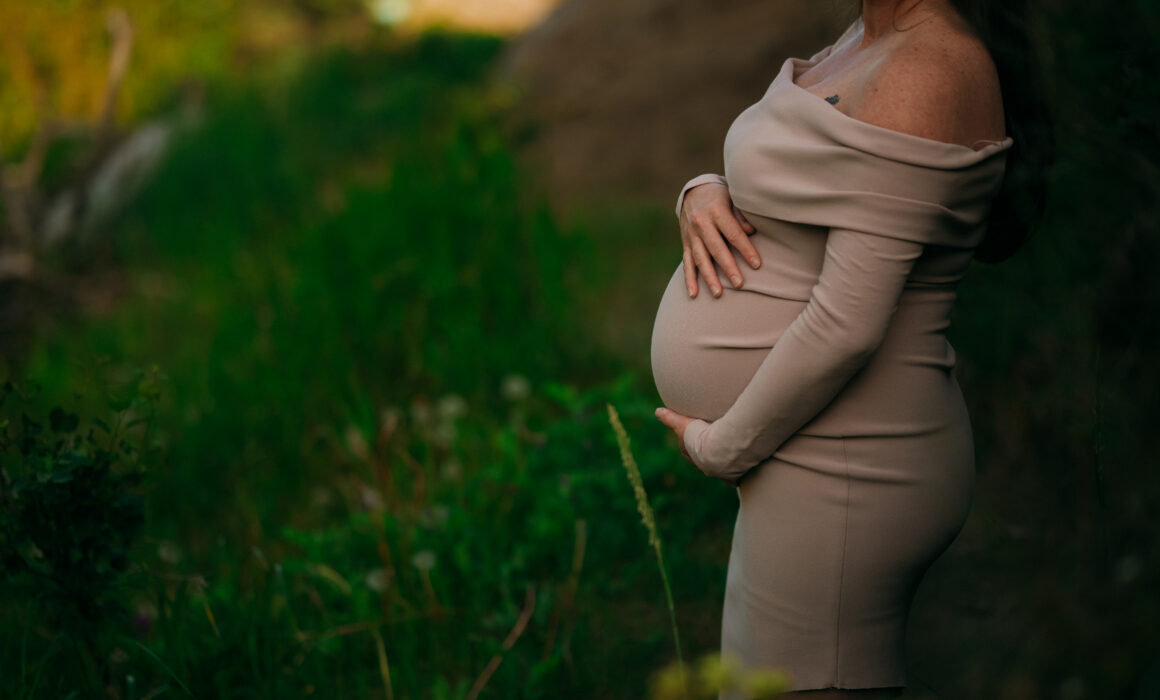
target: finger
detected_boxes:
[700,225,746,289]
[654,407,680,431]
[733,206,756,234]
[717,214,762,270]
[682,247,699,298]
[689,237,723,298]
[656,406,695,427]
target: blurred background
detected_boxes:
[0,0,1157,698]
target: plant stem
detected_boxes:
[607,404,683,667]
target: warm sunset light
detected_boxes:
[369,0,562,34]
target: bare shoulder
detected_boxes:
[852,30,1006,147]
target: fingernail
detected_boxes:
[750,258,761,268]
[713,287,722,297]
[730,275,741,287]
[655,408,664,417]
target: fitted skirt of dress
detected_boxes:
[720,419,974,692]
[651,242,977,691]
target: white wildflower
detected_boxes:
[436,394,468,420]
[310,487,333,510]
[432,422,457,449]
[365,568,390,593]
[411,550,437,572]
[359,484,384,512]
[440,459,462,482]
[379,406,400,438]
[500,374,531,402]
[134,601,158,622]
[157,541,182,565]
[411,398,431,427]
[344,424,370,462]
[418,505,450,529]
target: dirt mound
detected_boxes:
[501,0,852,211]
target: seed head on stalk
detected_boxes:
[607,403,682,667]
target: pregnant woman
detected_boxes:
[651,0,1050,696]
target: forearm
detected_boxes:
[683,318,870,480]
[683,229,924,484]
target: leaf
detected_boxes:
[541,381,579,407]
[49,469,75,484]
[49,408,79,434]
[21,413,43,437]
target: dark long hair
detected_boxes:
[950,0,1055,262]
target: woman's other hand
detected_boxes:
[679,183,761,298]
[655,407,740,487]
[655,407,695,464]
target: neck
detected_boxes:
[859,0,941,45]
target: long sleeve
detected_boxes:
[673,49,1013,486]
[675,173,729,219]
[682,228,925,486]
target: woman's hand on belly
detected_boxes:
[680,183,761,299]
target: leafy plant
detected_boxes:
[0,372,157,689]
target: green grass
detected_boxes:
[2,32,735,699]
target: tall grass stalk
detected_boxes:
[607,404,683,667]
[371,627,395,700]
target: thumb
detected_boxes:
[655,407,685,431]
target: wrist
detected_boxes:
[675,173,729,220]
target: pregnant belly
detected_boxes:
[649,262,806,421]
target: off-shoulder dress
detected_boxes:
[649,44,1012,691]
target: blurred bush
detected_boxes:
[0,373,155,691]
[2,32,730,698]
[0,1,235,153]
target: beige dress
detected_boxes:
[649,45,1012,691]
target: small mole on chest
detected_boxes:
[824,94,840,105]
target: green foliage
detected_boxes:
[5,31,734,699]
[0,374,157,691]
